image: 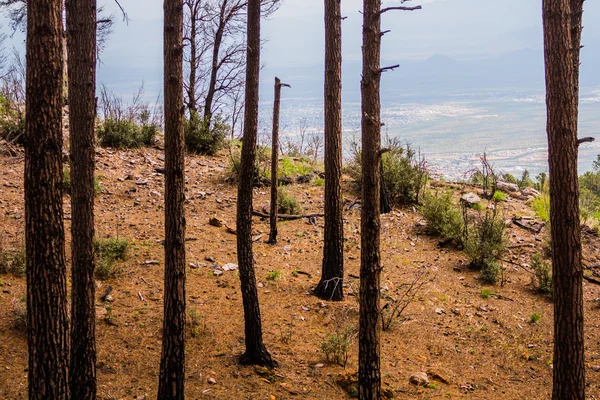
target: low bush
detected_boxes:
[97,117,158,148]
[0,246,26,276]
[321,325,356,367]
[419,192,464,244]
[531,253,552,294]
[278,187,302,214]
[347,138,428,205]
[185,112,228,156]
[0,95,25,145]
[94,237,129,280]
[463,208,506,284]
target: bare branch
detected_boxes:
[578,136,595,145]
[380,5,422,13]
[379,64,400,73]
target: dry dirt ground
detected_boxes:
[2,146,600,399]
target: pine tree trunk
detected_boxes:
[66,0,97,397]
[316,0,344,302]
[268,77,283,245]
[236,0,275,368]
[359,0,382,397]
[543,0,585,398]
[25,0,69,398]
[158,0,187,398]
[188,8,198,113]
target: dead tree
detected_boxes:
[543,0,586,398]
[236,0,275,367]
[24,0,69,398]
[359,0,420,398]
[315,0,344,301]
[268,76,290,245]
[158,0,187,398]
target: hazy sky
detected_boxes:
[1,0,598,94]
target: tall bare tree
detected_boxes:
[268,76,290,245]
[543,0,585,398]
[316,0,344,301]
[182,0,280,124]
[359,0,420,397]
[158,0,187,398]
[66,0,97,397]
[235,0,275,367]
[25,0,69,398]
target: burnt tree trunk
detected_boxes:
[158,0,187,398]
[359,0,382,397]
[268,77,289,245]
[543,0,585,398]
[25,0,70,398]
[66,0,97,397]
[236,0,275,368]
[315,0,344,302]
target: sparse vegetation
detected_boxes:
[0,94,25,145]
[10,297,27,332]
[0,242,26,276]
[187,307,206,338]
[419,191,464,244]
[277,187,302,214]
[321,325,356,367]
[480,289,493,299]
[463,208,506,285]
[185,111,228,155]
[531,253,552,294]
[266,269,281,281]
[94,237,129,280]
[530,312,541,324]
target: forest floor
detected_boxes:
[2,145,600,399]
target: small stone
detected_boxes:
[409,372,429,387]
[213,270,223,277]
[208,377,217,384]
[135,179,149,185]
[283,246,291,252]
[592,365,600,372]
[209,217,223,227]
[435,308,445,315]
[313,363,324,368]
[143,260,159,265]
[205,256,215,263]
[497,181,519,193]
[104,294,114,302]
[301,306,310,312]
[222,263,239,271]
[257,282,264,288]
[189,263,198,269]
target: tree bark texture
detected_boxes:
[268,77,283,245]
[543,0,585,399]
[66,0,98,397]
[25,0,69,398]
[158,0,187,398]
[236,0,275,368]
[316,0,344,302]
[359,0,382,398]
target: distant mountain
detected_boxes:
[262,38,600,102]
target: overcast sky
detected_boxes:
[1,0,598,95]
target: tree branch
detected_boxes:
[380,5,422,14]
[379,64,400,73]
[578,136,595,145]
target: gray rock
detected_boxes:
[497,181,519,193]
[461,192,481,205]
[409,372,429,386]
[521,187,540,197]
[222,263,239,271]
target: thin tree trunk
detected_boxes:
[543,0,585,398]
[380,161,392,214]
[359,0,382,397]
[268,77,289,245]
[188,6,198,113]
[158,0,187,398]
[316,0,344,302]
[25,0,69,398]
[236,0,275,368]
[66,0,97,397]
[203,6,225,127]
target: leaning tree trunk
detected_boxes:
[25,0,69,398]
[66,0,97,397]
[268,77,289,244]
[203,16,225,127]
[236,0,275,367]
[315,0,344,302]
[543,0,585,399]
[187,8,198,113]
[158,0,187,398]
[359,0,382,397]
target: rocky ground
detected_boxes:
[1,144,600,399]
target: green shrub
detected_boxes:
[419,192,464,243]
[0,246,26,276]
[531,253,552,294]
[530,312,541,324]
[266,270,281,281]
[347,139,428,205]
[185,112,228,156]
[94,237,129,261]
[480,289,493,299]
[227,144,270,185]
[463,209,506,284]
[517,170,534,190]
[0,95,25,145]
[501,173,517,184]
[94,237,129,280]
[532,194,550,223]
[492,190,508,202]
[97,117,157,148]
[187,307,206,338]
[278,187,302,214]
[321,325,356,366]
[313,177,324,187]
